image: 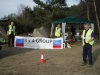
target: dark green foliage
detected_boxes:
[0,0,100,35]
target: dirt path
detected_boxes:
[0,45,100,75]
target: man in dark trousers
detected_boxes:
[70,26,76,39]
[81,23,94,67]
[7,22,16,47]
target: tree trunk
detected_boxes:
[93,0,100,37]
[87,3,90,21]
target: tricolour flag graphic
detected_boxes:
[53,40,61,48]
[16,38,24,47]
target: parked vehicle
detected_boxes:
[0,18,8,50]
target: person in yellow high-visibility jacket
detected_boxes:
[81,23,94,67]
[7,22,16,47]
[55,24,61,38]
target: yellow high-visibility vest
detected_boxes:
[55,27,61,37]
[82,29,94,46]
[7,25,15,35]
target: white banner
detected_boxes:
[14,36,63,49]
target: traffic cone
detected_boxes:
[40,52,45,63]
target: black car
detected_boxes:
[0,18,9,50]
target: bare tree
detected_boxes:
[80,0,100,37]
[93,0,100,37]
[86,1,90,21]
[17,4,26,15]
[80,0,90,20]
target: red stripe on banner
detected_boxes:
[16,44,24,47]
[53,46,61,48]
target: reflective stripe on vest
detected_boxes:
[7,25,15,35]
[55,27,61,37]
[82,29,94,46]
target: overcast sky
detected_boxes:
[0,0,80,18]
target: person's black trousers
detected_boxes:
[8,34,14,47]
[83,43,93,64]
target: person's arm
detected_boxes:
[88,32,94,43]
[60,28,63,37]
[54,27,56,35]
[7,26,9,31]
[7,26,9,35]
[55,28,56,33]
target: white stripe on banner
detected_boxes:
[14,36,63,49]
